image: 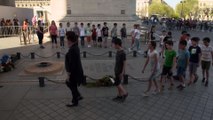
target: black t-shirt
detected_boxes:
[188,46,201,63]
[120,27,127,38]
[115,50,126,75]
[102,26,109,37]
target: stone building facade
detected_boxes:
[198,0,213,20]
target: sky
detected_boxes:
[164,0,181,9]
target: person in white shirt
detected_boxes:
[58,23,66,49]
[96,24,102,48]
[129,24,141,51]
[65,22,72,33]
[142,41,160,96]
[201,37,213,87]
[79,23,85,47]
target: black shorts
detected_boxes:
[201,61,211,70]
[114,75,121,86]
[161,66,173,77]
[92,36,97,41]
[98,37,102,42]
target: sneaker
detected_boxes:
[143,92,149,97]
[120,93,128,102]
[40,46,45,49]
[112,96,122,102]
[177,85,185,90]
[205,81,208,87]
[66,103,78,107]
[202,78,205,83]
[176,84,182,89]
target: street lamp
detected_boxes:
[180,1,186,18]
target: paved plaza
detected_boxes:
[1,27,213,120]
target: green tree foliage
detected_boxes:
[149,2,175,17]
[175,0,198,18]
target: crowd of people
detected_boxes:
[143,18,213,32]
[37,21,142,50]
[0,18,20,36]
[63,26,213,106]
[142,29,213,97]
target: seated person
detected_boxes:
[0,54,15,72]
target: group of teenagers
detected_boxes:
[52,21,213,106]
[46,21,129,49]
[142,30,213,96]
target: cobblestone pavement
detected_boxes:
[1,28,213,120]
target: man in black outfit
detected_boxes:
[65,31,84,107]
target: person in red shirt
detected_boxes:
[91,25,97,47]
[49,20,58,48]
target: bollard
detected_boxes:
[38,77,45,87]
[83,51,86,58]
[82,75,87,85]
[16,52,21,60]
[109,51,112,57]
[123,74,128,85]
[31,52,35,59]
[57,52,60,58]
[133,51,137,57]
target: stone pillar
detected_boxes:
[50,0,67,22]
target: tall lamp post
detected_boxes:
[180,1,186,18]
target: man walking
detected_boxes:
[65,31,84,107]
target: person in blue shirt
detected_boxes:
[176,40,190,90]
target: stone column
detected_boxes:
[50,0,67,22]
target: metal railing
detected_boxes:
[0,26,49,45]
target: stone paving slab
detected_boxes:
[1,29,213,120]
[0,83,212,120]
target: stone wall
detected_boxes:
[0,6,33,22]
[68,0,136,16]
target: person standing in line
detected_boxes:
[129,24,141,51]
[65,22,72,33]
[142,41,160,96]
[65,31,84,107]
[176,40,190,90]
[159,41,176,92]
[91,24,97,47]
[72,22,80,43]
[49,20,58,48]
[187,37,201,86]
[200,37,213,87]
[36,20,45,49]
[112,38,128,102]
[58,23,66,49]
[102,22,109,48]
[111,23,118,47]
[85,23,92,48]
[120,23,127,49]
[130,24,137,48]
[79,23,85,47]
[96,24,102,48]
